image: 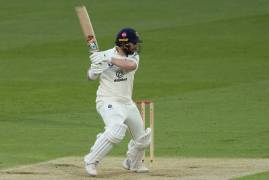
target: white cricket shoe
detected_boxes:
[122,159,131,170]
[85,162,98,177]
[122,159,149,173]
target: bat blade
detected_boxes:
[75,6,99,53]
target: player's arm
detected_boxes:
[110,57,137,71]
[90,52,137,72]
[87,68,99,80]
[87,63,108,80]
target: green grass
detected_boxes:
[233,171,269,180]
[1,0,269,168]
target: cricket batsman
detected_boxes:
[84,28,151,176]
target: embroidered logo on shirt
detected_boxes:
[116,70,124,78]
[114,70,127,82]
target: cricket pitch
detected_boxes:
[1,157,269,180]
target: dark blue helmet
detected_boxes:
[115,28,142,46]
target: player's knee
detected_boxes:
[133,128,151,150]
[104,123,127,144]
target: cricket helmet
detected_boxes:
[115,28,142,46]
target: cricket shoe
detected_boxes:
[85,162,98,177]
[122,159,149,173]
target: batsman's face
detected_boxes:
[129,42,140,53]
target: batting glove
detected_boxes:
[90,62,108,74]
[90,52,111,64]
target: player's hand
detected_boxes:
[90,62,108,74]
[90,52,111,64]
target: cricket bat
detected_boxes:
[75,6,99,53]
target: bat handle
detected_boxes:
[87,35,99,53]
[88,42,99,53]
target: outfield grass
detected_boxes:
[233,171,269,180]
[0,0,269,168]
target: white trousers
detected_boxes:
[96,100,145,140]
[84,99,148,165]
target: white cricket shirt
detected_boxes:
[96,47,139,104]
